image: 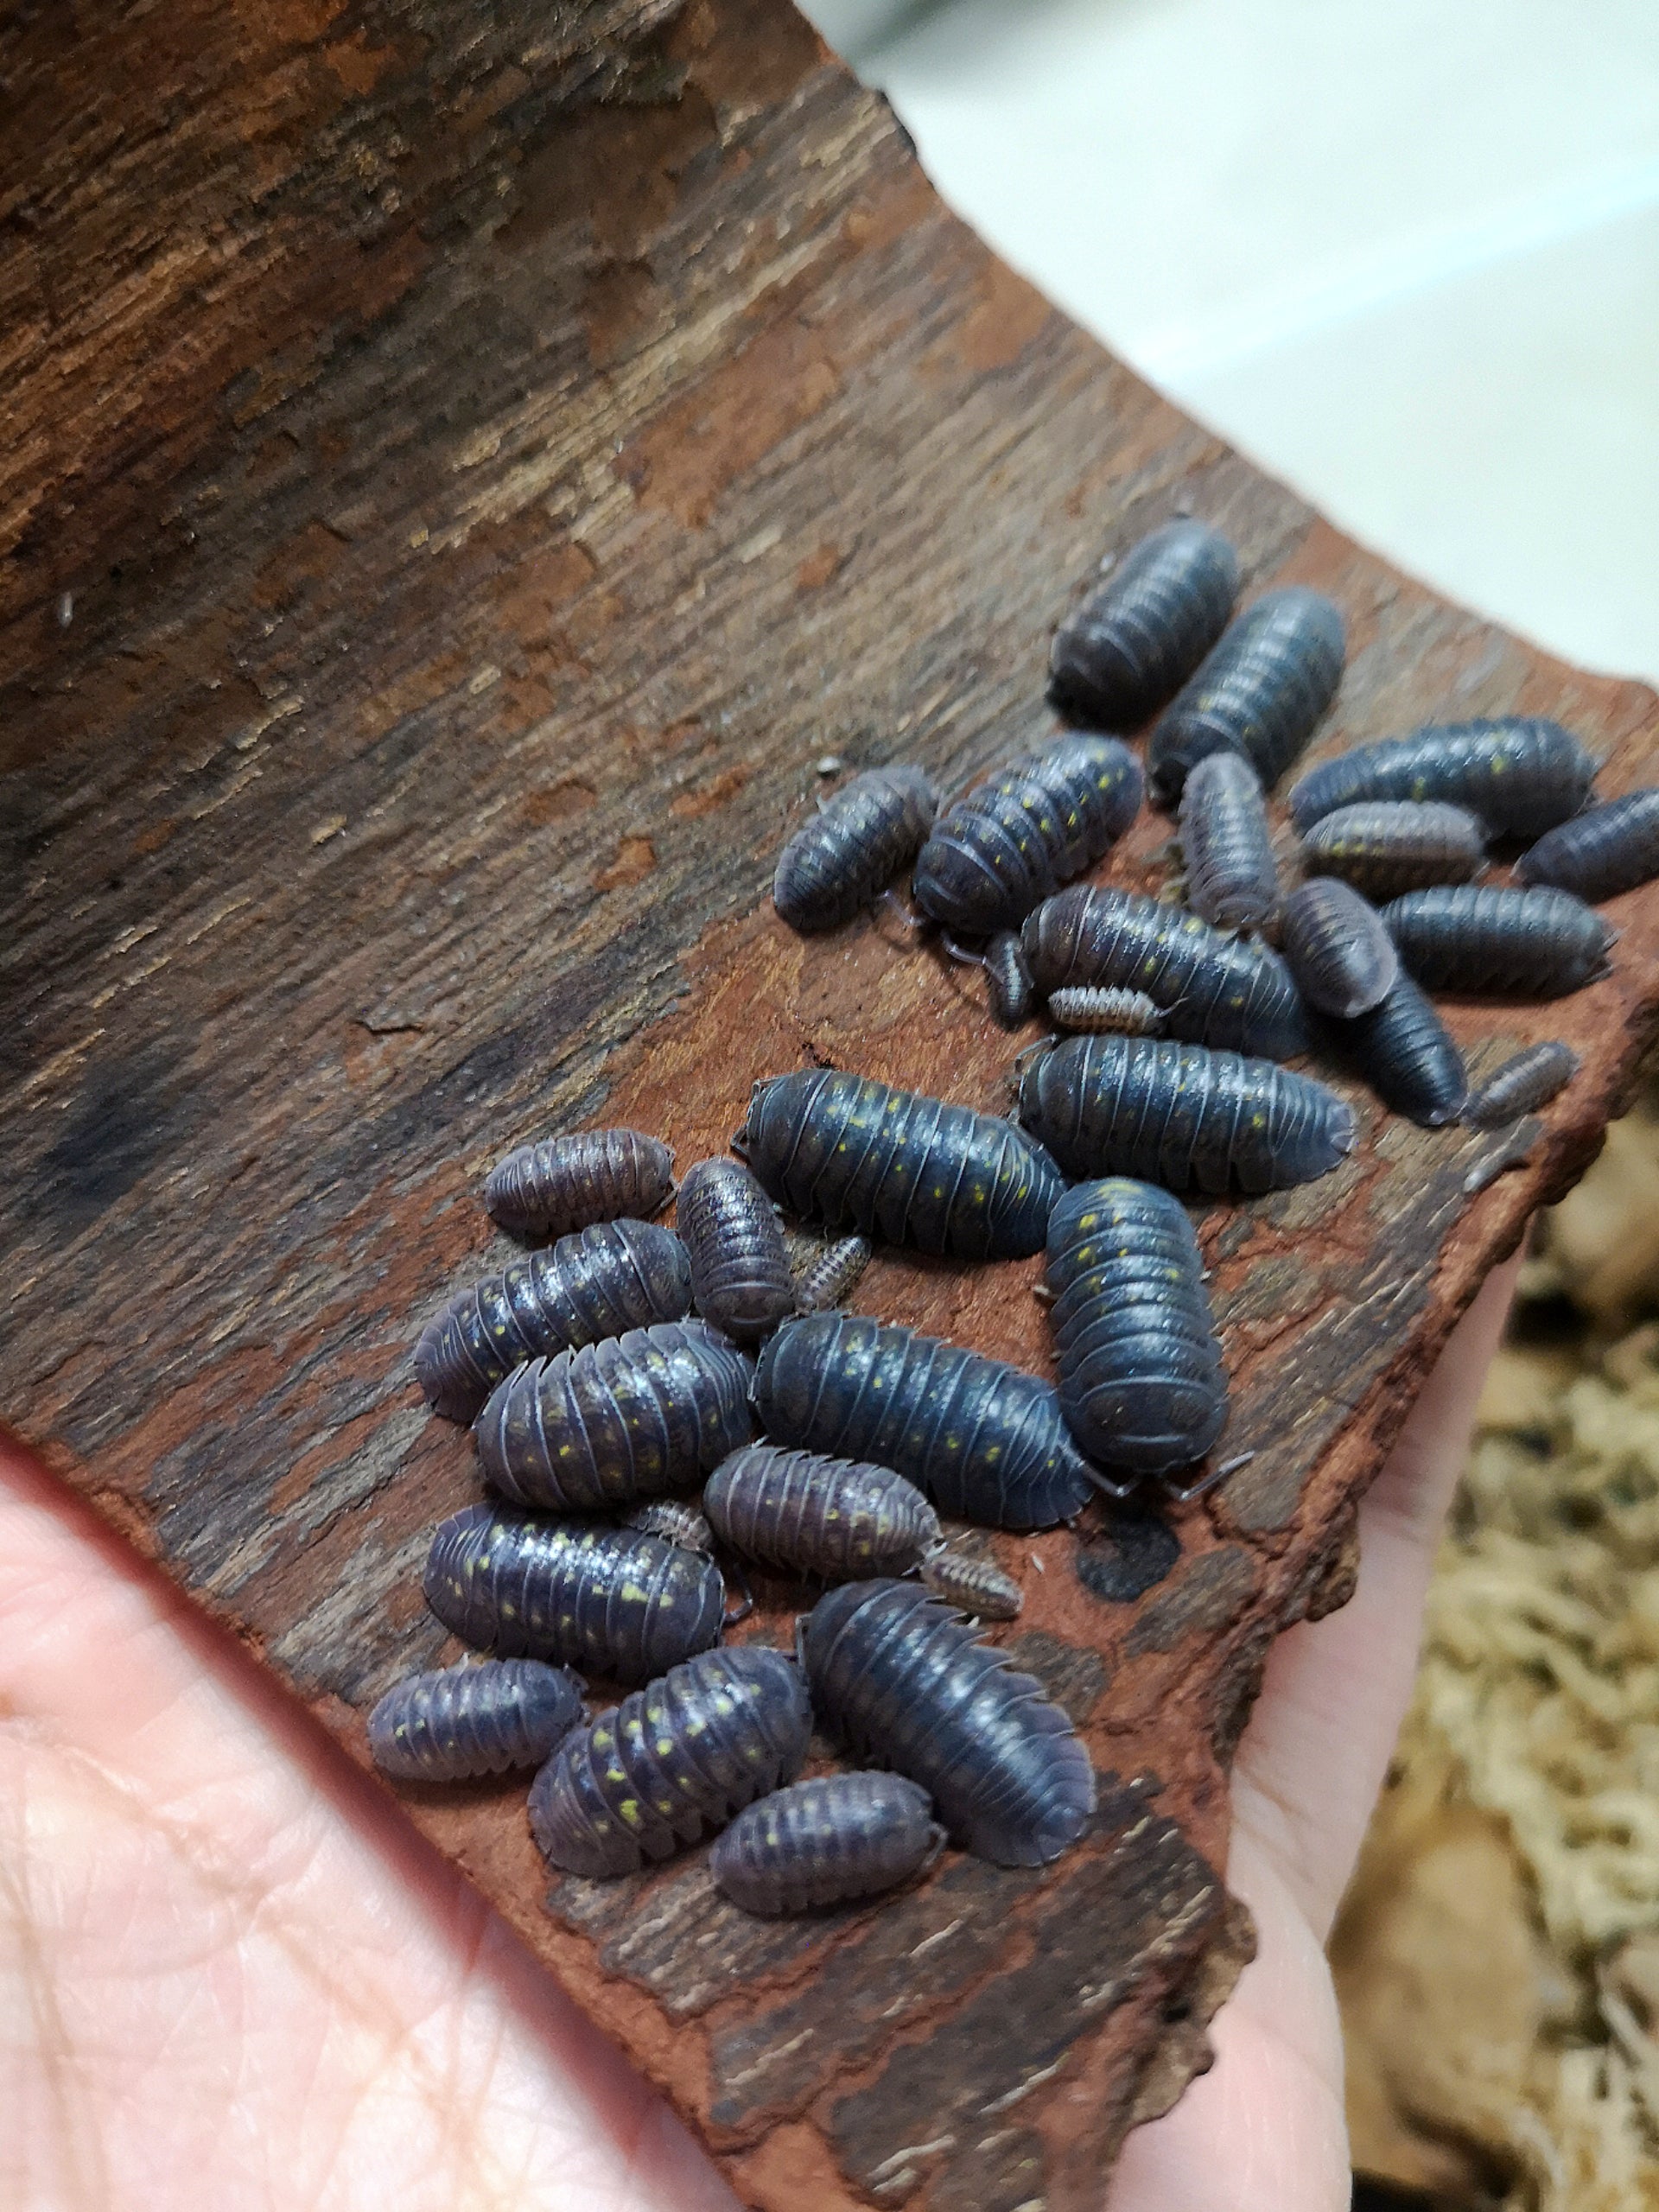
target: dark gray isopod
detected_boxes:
[737,1069,1063,1261]
[791,1235,873,1313]
[703,1443,941,1580]
[753,1313,1099,1528]
[414,1220,694,1422]
[773,765,940,931]
[802,1580,1096,1866]
[423,1504,724,1682]
[676,1156,796,1342]
[1047,519,1240,728]
[528,1646,812,1878]
[1021,886,1310,1060]
[1342,972,1467,1126]
[367,1658,584,1782]
[1178,750,1280,931]
[1300,800,1487,899]
[918,1548,1024,1620]
[1289,719,1598,839]
[1147,587,1346,804]
[1280,879,1399,1019]
[1046,1179,1227,1480]
[912,734,1142,933]
[474,1319,753,1511]
[486,1128,675,1239]
[1046,985,1166,1035]
[1516,788,1659,903]
[1380,886,1613,997]
[984,931,1037,1026]
[1464,1042,1581,1129]
[709,1772,943,1915]
[1018,1033,1357,1195]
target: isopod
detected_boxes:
[984,930,1037,1026]
[1463,1041,1581,1129]
[918,1548,1024,1620]
[1280,879,1399,1019]
[709,1771,943,1915]
[772,765,940,931]
[529,1645,812,1878]
[474,1319,753,1512]
[1021,885,1308,1059]
[485,1128,675,1239]
[912,734,1142,933]
[676,1156,797,1342]
[791,1234,874,1313]
[1514,787,1659,903]
[736,1069,1063,1260]
[801,1580,1096,1866]
[621,1499,715,1553]
[1380,886,1613,997]
[367,1657,584,1782]
[1046,984,1166,1035]
[1300,799,1487,898]
[1178,749,1280,931]
[1047,518,1240,728]
[423,1503,724,1682]
[1147,587,1345,803]
[1018,1033,1357,1194]
[703,1443,941,1580]
[753,1312,1099,1528]
[1289,718,1597,838]
[414,1220,694,1423]
[1342,972,1467,1126]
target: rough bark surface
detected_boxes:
[3,3,1658,2205]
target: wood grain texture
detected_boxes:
[4,2,1659,2203]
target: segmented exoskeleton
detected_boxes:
[1047,519,1240,729]
[1341,972,1468,1127]
[1463,1042,1581,1129]
[1300,799,1487,898]
[485,1128,674,1239]
[772,765,939,931]
[1289,719,1597,838]
[367,1658,583,1782]
[1046,985,1166,1036]
[791,1234,874,1313]
[1380,886,1614,997]
[1515,787,1659,903]
[709,1772,944,1915]
[1178,749,1280,931]
[675,1156,796,1342]
[702,1444,941,1580]
[1280,879,1399,1019]
[1147,587,1345,803]
[918,1548,1024,1620]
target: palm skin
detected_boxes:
[0,1256,1516,2212]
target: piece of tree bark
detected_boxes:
[3,2,1657,2204]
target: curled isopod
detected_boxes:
[918,1548,1024,1620]
[1463,1042,1581,1129]
[791,1234,874,1313]
[912,734,1142,933]
[367,1658,584,1782]
[1380,886,1613,997]
[710,1772,943,1915]
[1046,985,1166,1035]
[1300,800,1487,898]
[529,1646,812,1878]
[676,1156,796,1342]
[703,1443,941,1580]
[621,1499,715,1553]
[485,1128,674,1239]
[1289,719,1597,838]
[773,765,940,931]
[802,1580,1095,1866]
[1178,750,1280,931]
[1147,588,1345,803]
[1047,519,1240,728]
[1342,972,1467,1126]
[1515,788,1659,903]
[984,931,1037,1026]
[1280,879,1399,1019]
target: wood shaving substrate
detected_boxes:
[1336,1100,1659,2211]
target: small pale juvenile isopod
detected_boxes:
[1018,1033,1357,1194]
[1300,799,1487,898]
[528,1645,812,1878]
[1147,588,1346,804]
[773,766,940,931]
[675,1156,796,1343]
[1178,750,1280,931]
[709,1772,944,1916]
[1046,985,1166,1035]
[367,1658,584,1782]
[753,1313,1099,1528]
[474,1319,753,1512]
[791,1234,874,1313]
[621,1499,715,1553]
[802,1580,1096,1866]
[1022,885,1309,1060]
[984,931,1038,1027]
[1515,787,1659,903]
[1045,1179,1228,1480]
[702,1443,942,1580]
[918,1547,1024,1620]
[423,1504,724,1682]
[1047,519,1240,728]
[1289,719,1597,838]
[912,734,1142,933]
[737,1069,1063,1260]
[1280,879,1399,1019]
[486,1128,675,1239]
[1463,1041,1581,1129]
[1342,971,1467,1127]
[414,1220,693,1422]
[1380,886,1613,997]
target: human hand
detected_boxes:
[0,1255,1516,2211]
